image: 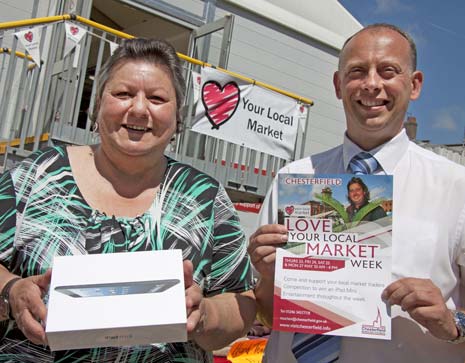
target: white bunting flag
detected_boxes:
[64,22,87,57]
[15,27,42,66]
[191,71,202,104]
[109,41,119,56]
[298,104,309,133]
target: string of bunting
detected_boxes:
[9,20,119,67]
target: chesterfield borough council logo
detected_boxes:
[362,308,386,336]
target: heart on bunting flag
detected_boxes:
[201,81,240,129]
[70,26,79,35]
[24,31,33,42]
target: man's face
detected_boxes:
[333,28,423,150]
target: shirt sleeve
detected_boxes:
[207,184,254,295]
[0,171,17,269]
[0,148,53,272]
[455,201,465,265]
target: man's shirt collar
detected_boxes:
[342,129,410,174]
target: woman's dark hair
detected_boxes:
[347,177,370,204]
[90,38,186,131]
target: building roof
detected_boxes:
[224,0,362,49]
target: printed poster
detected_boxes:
[274,174,393,339]
[192,67,306,160]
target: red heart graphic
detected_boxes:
[24,31,33,42]
[201,81,240,129]
[70,26,79,35]
[285,206,294,215]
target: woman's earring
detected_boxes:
[91,122,100,143]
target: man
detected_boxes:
[346,177,386,222]
[248,24,465,362]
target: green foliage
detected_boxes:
[315,193,385,230]
[351,198,385,224]
[314,193,349,223]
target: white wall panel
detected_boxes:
[214,3,349,155]
[0,0,34,22]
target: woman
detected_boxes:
[0,38,255,362]
[346,177,386,222]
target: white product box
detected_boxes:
[46,250,186,351]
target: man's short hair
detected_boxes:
[339,23,417,71]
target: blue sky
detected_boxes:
[339,0,465,145]
[278,174,393,208]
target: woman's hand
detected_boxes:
[183,260,205,337]
[182,260,255,350]
[9,270,52,345]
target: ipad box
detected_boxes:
[46,250,187,351]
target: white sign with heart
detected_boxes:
[192,67,304,160]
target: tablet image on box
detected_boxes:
[55,279,180,298]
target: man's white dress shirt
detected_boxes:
[261,130,465,363]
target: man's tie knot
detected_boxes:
[349,152,379,175]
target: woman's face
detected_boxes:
[97,60,177,158]
[348,182,366,207]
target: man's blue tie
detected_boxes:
[348,151,379,175]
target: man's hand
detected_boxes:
[382,277,458,340]
[9,270,52,345]
[247,224,288,280]
[247,224,287,327]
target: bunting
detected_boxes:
[64,22,87,57]
[14,27,42,66]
